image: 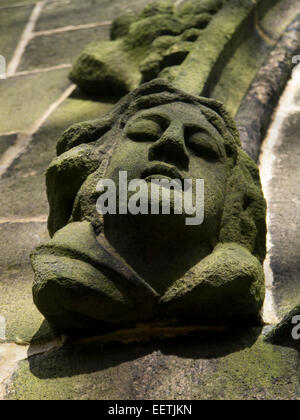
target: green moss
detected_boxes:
[259,0,298,40]
[31,79,267,333]
[178,0,226,16]
[127,14,183,48]
[5,333,300,400]
[173,0,256,95]
[0,69,70,134]
[0,90,114,219]
[0,223,52,344]
[0,0,38,5]
[69,0,228,96]
[69,0,270,98]
[139,0,175,18]
[110,12,137,40]
[191,336,300,399]
[5,341,135,400]
[46,146,102,236]
[69,40,143,96]
[34,0,155,32]
[19,25,110,72]
[0,5,34,64]
[211,29,271,117]
[0,134,17,156]
[161,242,265,325]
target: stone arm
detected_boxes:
[160,242,265,326]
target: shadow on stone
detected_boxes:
[28,327,262,380]
[69,86,118,105]
[30,319,59,345]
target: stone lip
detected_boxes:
[71,322,231,345]
[141,162,185,182]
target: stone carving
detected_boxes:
[69,0,228,96]
[31,80,266,335]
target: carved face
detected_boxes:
[105,101,232,243]
[37,84,266,330]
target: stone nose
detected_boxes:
[148,123,189,170]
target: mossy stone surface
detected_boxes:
[259,0,300,40]
[68,0,300,115]
[0,134,18,156]
[70,40,143,96]
[0,69,70,134]
[0,91,114,219]
[69,0,227,96]
[178,0,227,16]
[0,0,38,6]
[1,0,299,402]
[19,25,110,72]
[31,80,267,334]
[211,29,270,117]
[5,330,300,400]
[266,111,300,319]
[0,92,114,342]
[110,12,137,40]
[0,222,53,344]
[172,0,255,95]
[0,5,34,64]
[35,0,160,31]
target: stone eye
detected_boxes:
[186,131,221,161]
[125,119,162,142]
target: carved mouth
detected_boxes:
[142,163,184,183]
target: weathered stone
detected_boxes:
[0,1,37,6]
[35,0,158,32]
[31,79,266,335]
[0,5,34,64]
[0,90,114,219]
[0,91,115,345]
[267,110,300,318]
[69,0,291,111]
[0,134,18,156]
[19,25,110,72]
[265,304,300,350]
[0,222,52,344]
[4,330,300,400]
[236,15,300,162]
[259,0,300,40]
[1,0,300,403]
[0,69,70,134]
[69,0,229,96]
[110,12,137,40]
[172,0,256,95]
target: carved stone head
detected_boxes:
[32,80,266,334]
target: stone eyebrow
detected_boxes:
[199,105,231,139]
[127,112,170,128]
